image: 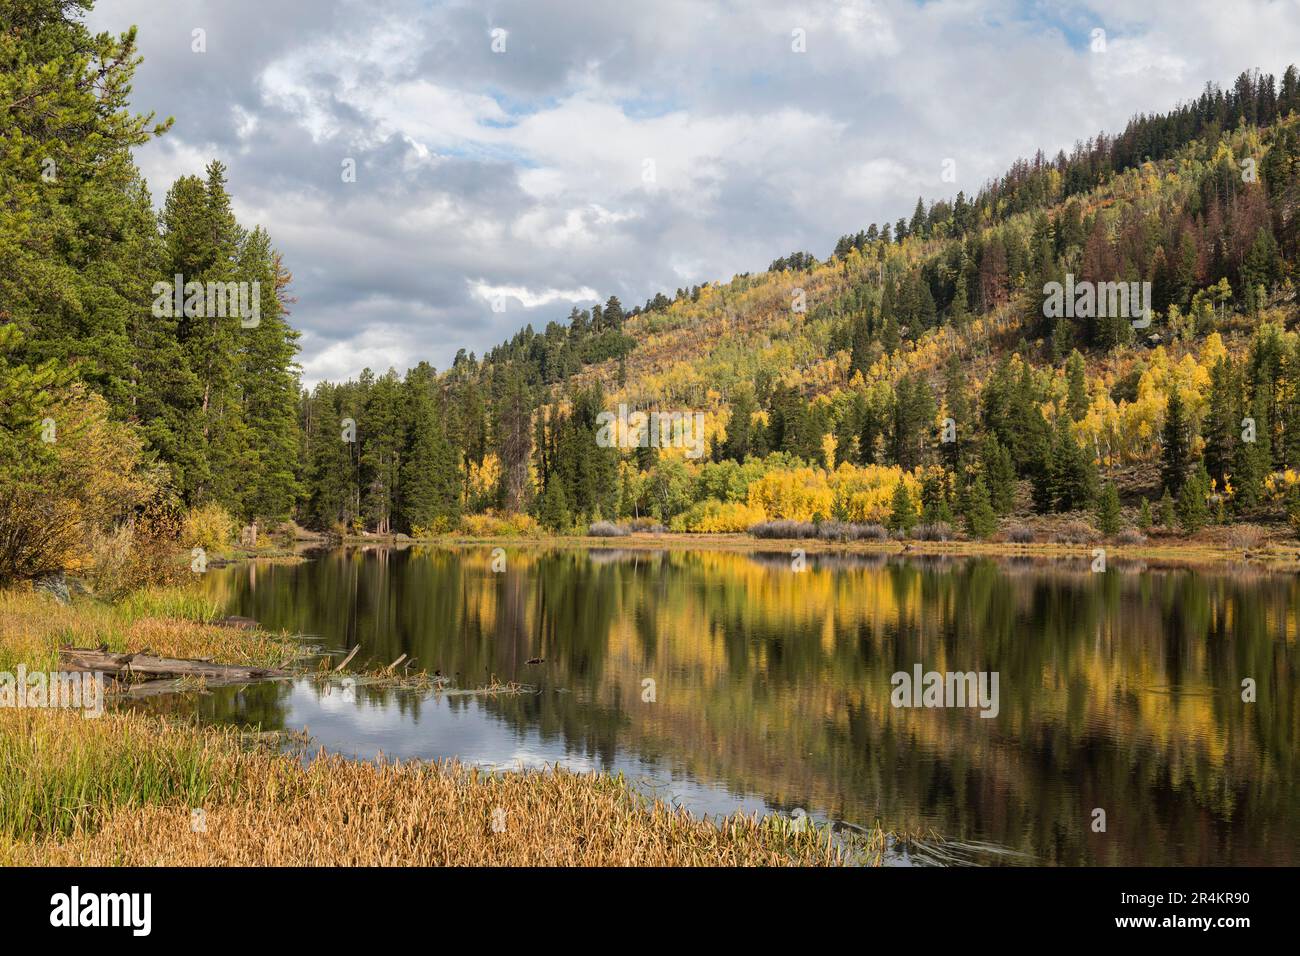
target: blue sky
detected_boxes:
[88,0,1300,384]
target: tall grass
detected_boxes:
[0,586,296,673]
[0,711,257,844]
[1,709,846,866]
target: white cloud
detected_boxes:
[83,0,1300,384]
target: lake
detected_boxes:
[192,544,1298,865]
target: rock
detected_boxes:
[33,572,71,605]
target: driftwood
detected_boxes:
[214,615,261,630]
[58,646,291,686]
[332,645,361,672]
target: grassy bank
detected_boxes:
[0,586,848,866]
[0,587,300,674]
[0,708,846,866]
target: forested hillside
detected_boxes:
[6,0,1300,589]
[301,64,1300,542]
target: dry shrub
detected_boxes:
[1115,528,1148,546]
[587,520,629,537]
[912,522,953,542]
[1006,525,1035,543]
[627,516,667,533]
[1226,524,1266,550]
[749,520,818,539]
[1051,521,1097,544]
[88,497,188,598]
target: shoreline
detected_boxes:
[0,585,858,866]
[311,530,1300,572]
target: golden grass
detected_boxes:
[0,709,846,867]
[0,586,300,673]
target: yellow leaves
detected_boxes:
[1266,469,1300,501]
[833,462,921,523]
[467,453,501,501]
[747,467,834,521]
[671,500,767,533]
[821,433,838,472]
[1199,331,1227,369]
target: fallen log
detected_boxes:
[214,615,261,630]
[58,646,291,684]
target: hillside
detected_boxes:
[6,4,1300,583]
[296,66,1300,544]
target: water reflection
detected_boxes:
[185,545,1297,865]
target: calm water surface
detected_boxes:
[189,545,1298,865]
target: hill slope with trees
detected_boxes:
[5,0,1300,588]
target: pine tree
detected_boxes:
[1232,391,1269,512]
[537,476,570,531]
[1,2,170,416]
[1176,464,1211,533]
[942,351,971,470]
[1065,350,1088,422]
[1137,496,1152,530]
[1095,482,1122,535]
[1158,487,1176,528]
[494,365,533,512]
[1161,388,1190,495]
[1201,358,1237,490]
[888,481,917,534]
[1049,413,1097,511]
[982,434,1016,515]
[919,470,953,525]
[359,371,404,534]
[236,233,301,533]
[400,366,461,532]
[963,475,997,539]
[723,384,758,462]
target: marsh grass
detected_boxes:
[0,710,299,846]
[1,709,846,867]
[0,586,300,674]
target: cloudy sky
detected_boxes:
[88,0,1300,384]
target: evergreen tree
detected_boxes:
[537,475,570,531]
[1161,388,1190,495]
[723,384,758,462]
[236,232,301,534]
[1049,413,1097,511]
[1201,358,1237,490]
[1095,482,1122,535]
[400,366,461,532]
[919,470,953,525]
[1065,350,1088,422]
[1158,487,1176,528]
[888,481,917,534]
[1176,464,1212,533]
[494,365,533,512]
[963,475,997,539]
[1232,391,1269,512]
[982,434,1017,514]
